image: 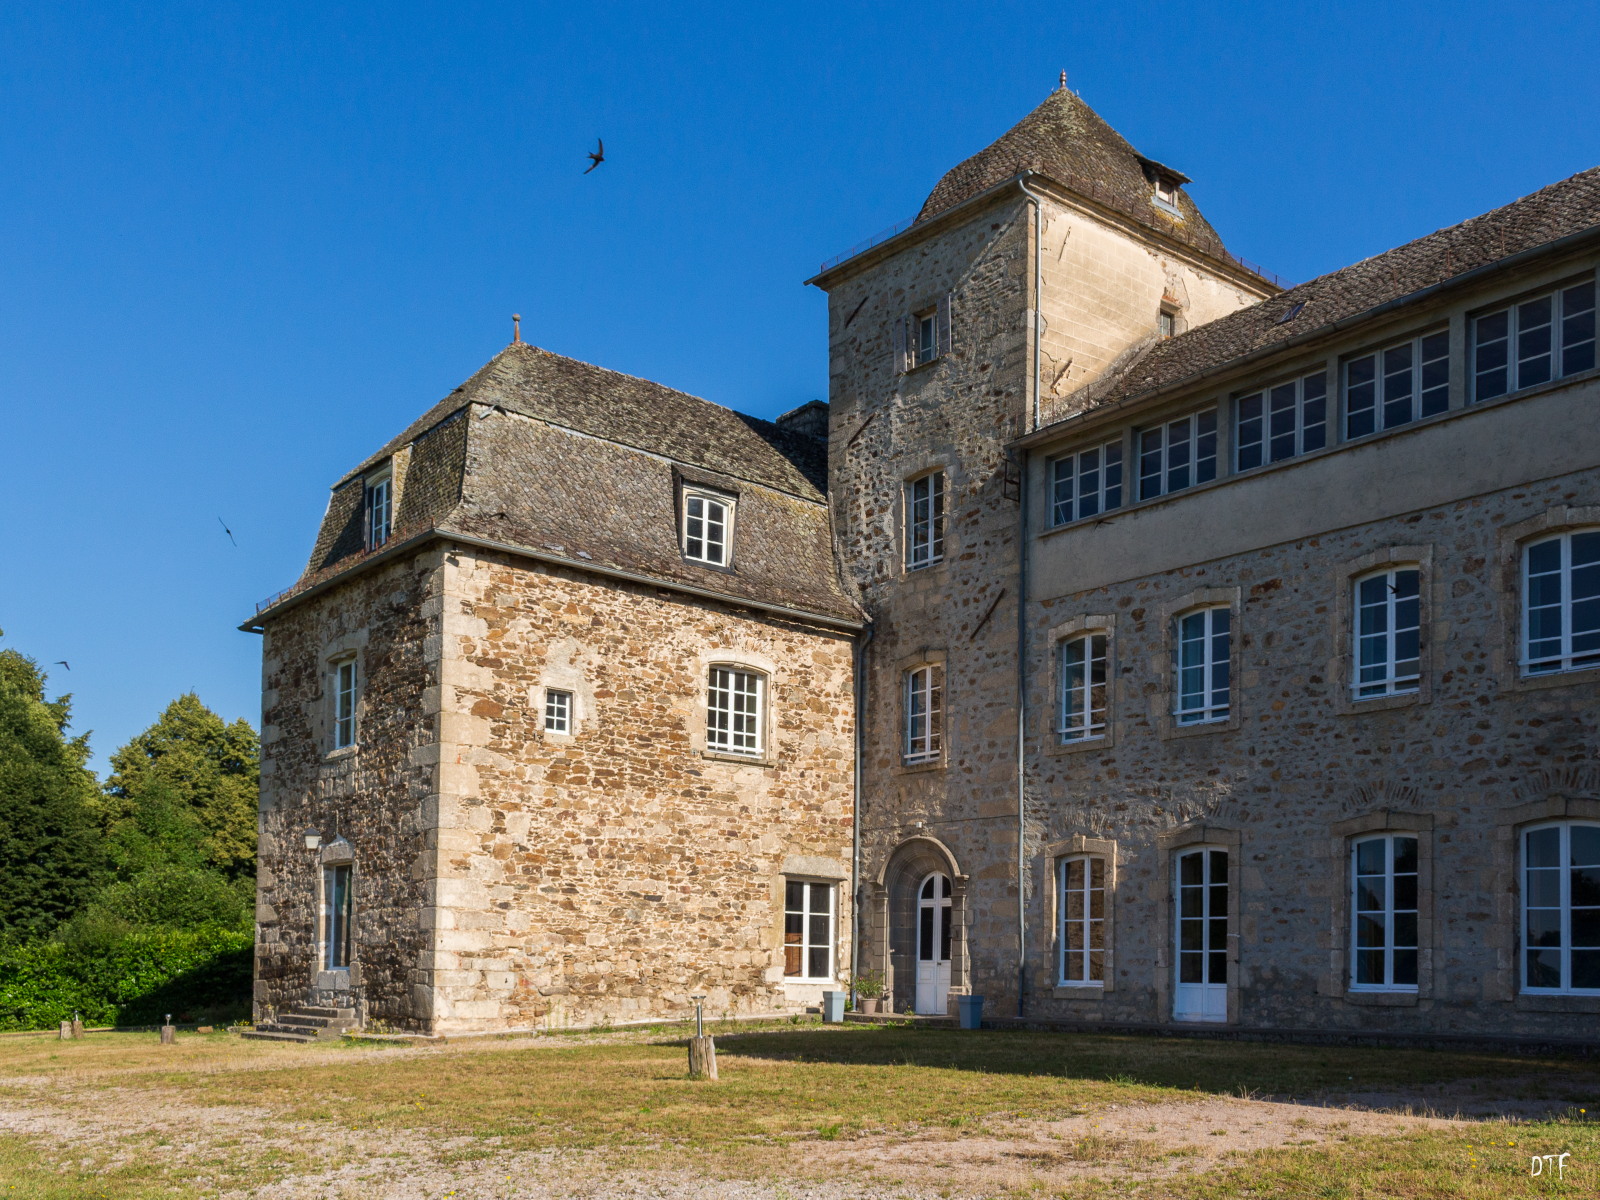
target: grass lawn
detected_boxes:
[0,1020,1596,1197]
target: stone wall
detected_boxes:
[425,547,856,1031]
[1020,462,1600,1037]
[254,548,445,1030]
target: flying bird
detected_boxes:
[53,661,69,671]
[218,517,237,547]
[584,138,605,174]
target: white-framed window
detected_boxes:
[1344,331,1449,439]
[1057,634,1107,742]
[1138,409,1217,500]
[1523,529,1600,675]
[1174,607,1230,725]
[707,666,763,756]
[904,664,944,764]
[1353,567,1421,698]
[1158,309,1177,339]
[905,471,946,570]
[682,490,733,566]
[1050,440,1123,527]
[1235,371,1328,471]
[1474,278,1596,402]
[783,879,835,981]
[364,473,392,550]
[1350,834,1419,991]
[1059,855,1106,985]
[544,688,572,734]
[1522,821,1600,995]
[332,658,359,750]
[322,863,353,970]
[915,309,938,367]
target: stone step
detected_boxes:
[277,1014,341,1029]
[298,1006,356,1020]
[240,1028,319,1044]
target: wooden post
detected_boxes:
[687,1035,718,1081]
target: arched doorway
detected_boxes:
[916,873,953,1015]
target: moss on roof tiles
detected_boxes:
[917,86,1232,263]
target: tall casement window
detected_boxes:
[1059,856,1106,985]
[332,659,358,750]
[682,490,733,566]
[1057,634,1108,742]
[1174,607,1231,725]
[1474,279,1596,401]
[364,473,392,550]
[1523,529,1600,675]
[892,296,953,372]
[1522,822,1600,994]
[1138,409,1217,500]
[1344,331,1449,438]
[915,309,938,366]
[706,666,763,756]
[1235,371,1327,470]
[784,880,835,980]
[905,471,946,570]
[1051,440,1123,526]
[1351,835,1419,991]
[544,688,573,734]
[1353,567,1422,698]
[322,863,353,971]
[904,664,944,764]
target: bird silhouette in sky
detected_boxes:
[218,517,237,547]
[53,661,69,671]
[584,138,605,174]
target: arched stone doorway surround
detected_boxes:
[863,836,971,1016]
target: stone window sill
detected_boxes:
[1344,989,1420,1007]
[1162,715,1238,742]
[1046,734,1113,757]
[1511,664,1600,694]
[699,750,774,768]
[1338,691,1423,717]
[322,744,360,764]
[1051,983,1108,999]
[893,759,947,776]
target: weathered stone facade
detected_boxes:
[252,82,1600,1043]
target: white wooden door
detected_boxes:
[1174,849,1229,1022]
[915,873,952,1014]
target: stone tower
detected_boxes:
[809,83,1275,1016]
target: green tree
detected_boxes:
[102,694,259,880]
[0,631,103,938]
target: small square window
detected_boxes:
[544,689,573,734]
[683,489,733,566]
[1153,177,1181,214]
[1158,310,1177,339]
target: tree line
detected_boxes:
[0,627,258,1027]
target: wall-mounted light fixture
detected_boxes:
[303,827,322,852]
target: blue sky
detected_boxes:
[3,1,1598,772]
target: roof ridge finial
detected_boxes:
[512,313,522,344]
[1059,70,1067,91]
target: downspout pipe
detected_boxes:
[850,623,874,1009]
[1015,173,1045,1016]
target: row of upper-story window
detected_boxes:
[325,658,773,760]
[1048,273,1599,528]
[1054,820,1600,998]
[894,526,1600,761]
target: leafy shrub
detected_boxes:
[0,926,253,1030]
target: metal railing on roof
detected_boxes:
[817,173,1293,290]
[255,583,299,615]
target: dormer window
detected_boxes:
[1153,176,1181,216]
[683,488,734,566]
[364,471,392,550]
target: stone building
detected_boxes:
[245,346,860,1033]
[249,81,1600,1041]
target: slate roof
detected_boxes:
[916,86,1233,264]
[1058,165,1600,419]
[258,343,860,627]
